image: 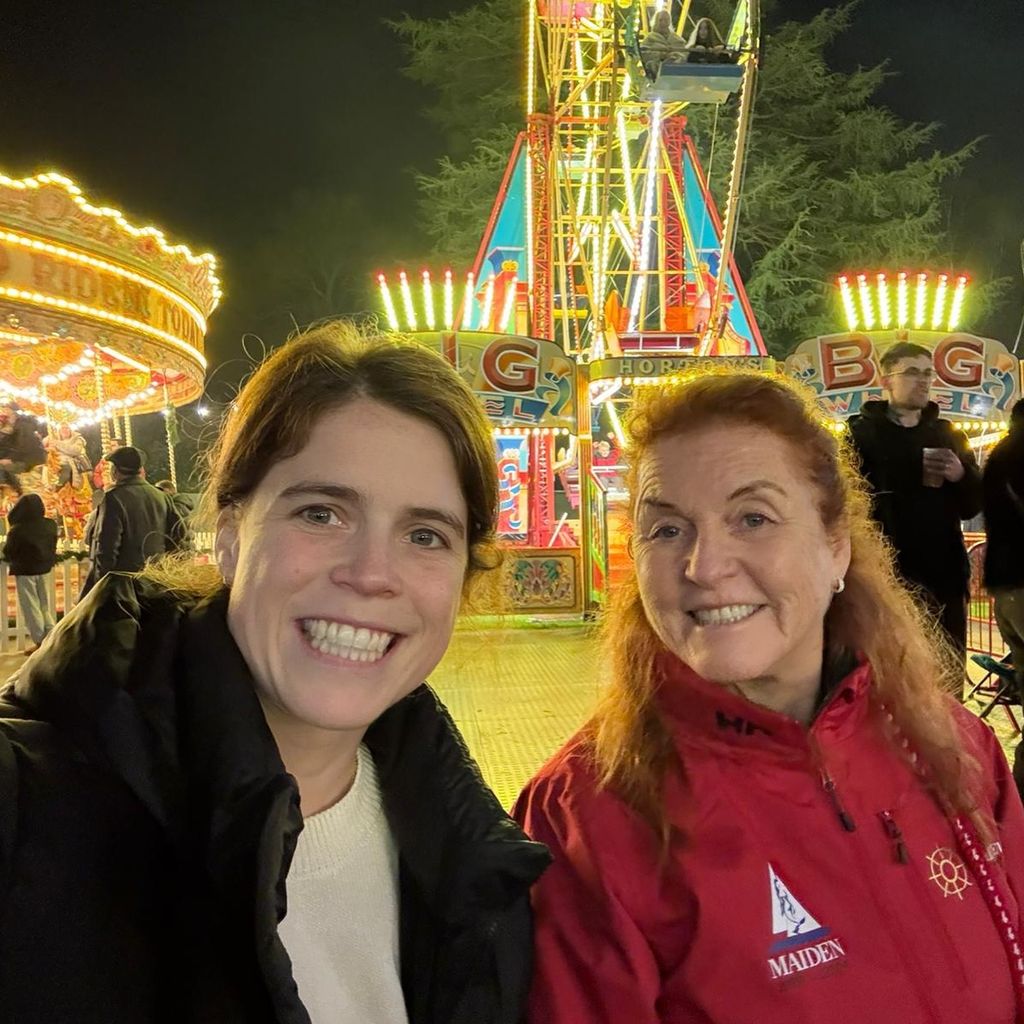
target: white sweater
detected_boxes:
[278,745,409,1024]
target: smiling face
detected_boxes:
[883,354,934,411]
[216,398,469,741]
[633,423,850,699]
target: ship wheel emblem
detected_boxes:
[927,847,972,900]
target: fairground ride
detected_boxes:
[377,0,771,613]
[516,0,764,360]
[0,171,220,535]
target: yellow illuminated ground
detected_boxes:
[429,626,602,808]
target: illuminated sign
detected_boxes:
[0,237,205,359]
[786,331,1019,421]
[589,354,774,382]
[414,331,576,430]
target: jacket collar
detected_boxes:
[10,574,548,925]
[860,398,940,424]
[653,651,875,764]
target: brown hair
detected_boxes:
[145,320,499,596]
[589,370,989,850]
[880,341,932,373]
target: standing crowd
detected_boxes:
[0,321,1021,1024]
[0,413,188,650]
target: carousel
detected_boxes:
[0,170,220,539]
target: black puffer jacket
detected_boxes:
[2,493,57,575]
[848,400,982,596]
[0,574,550,1024]
[982,423,1024,590]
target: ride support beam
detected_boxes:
[528,114,554,342]
[661,116,687,312]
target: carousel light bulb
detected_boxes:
[443,269,454,331]
[837,275,858,331]
[398,271,417,331]
[421,270,436,331]
[896,272,909,329]
[876,273,891,329]
[931,273,949,330]
[461,271,476,331]
[947,274,968,331]
[856,274,875,330]
[914,273,928,329]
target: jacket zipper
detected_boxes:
[820,769,857,832]
[811,749,942,1021]
[878,810,910,864]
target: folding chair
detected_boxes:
[967,652,1020,734]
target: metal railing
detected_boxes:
[966,539,1009,659]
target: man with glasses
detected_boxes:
[849,342,982,673]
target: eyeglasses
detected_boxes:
[889,369,935,382]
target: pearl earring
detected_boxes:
[833,577,845,595]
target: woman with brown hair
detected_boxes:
[0,322,549,1024]
[514,371,1024,1023]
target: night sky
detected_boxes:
[3,0,1022,391]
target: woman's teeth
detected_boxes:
[690,604,759,626]
[301,619,395,662]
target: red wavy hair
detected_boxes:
[588,371,990,851]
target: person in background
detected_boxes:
[2,493,57,654]
[515,371,1024,1024]
[0,403,46,497]
[79,446,185,597]
[684,17,732,62]
[91,435,125,490]
[640,9,687,75]
[155,478,194,551]
[848,342,981,669]
[982,397,1024,788]
[44,423,91,490]
[0,322,549,1024]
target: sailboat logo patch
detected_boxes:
[767,864,847,981]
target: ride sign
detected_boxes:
[785,331,1020,421]
[418,331,577,431]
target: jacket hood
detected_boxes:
[859,398,940,423]
[7,573,549,924]
[7,492,45,524]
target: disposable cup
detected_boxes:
[922,447,946,488]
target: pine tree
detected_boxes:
[394,1,1004,355]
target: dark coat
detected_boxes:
[81,476,183,594]
[0,574,549,1024]
[2,493,57,575]
[0,416,45,470]
[849,400,982,597]
[982,423,1024,590]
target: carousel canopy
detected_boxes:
[0,171,221,426]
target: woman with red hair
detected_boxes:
[515,371,1024,1023]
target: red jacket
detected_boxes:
[514,657,1024,1023]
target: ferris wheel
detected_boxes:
[521,0,764,357]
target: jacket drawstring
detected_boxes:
[878,810,910,864]
[820,769,857,832]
